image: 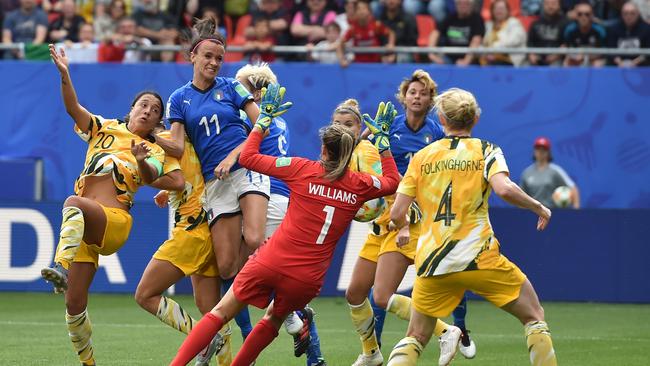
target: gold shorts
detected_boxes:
[74,205,132,267]
[153,222,218,277]
[412,255,526,318]
[358,222,420,263]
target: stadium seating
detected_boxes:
[416,14,436,47]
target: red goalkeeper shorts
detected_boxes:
[233,258,321,317]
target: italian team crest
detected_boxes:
[424,134,433,143]
[214,90,224,101]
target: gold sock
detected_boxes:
[349,298,380,356]
[54,207,85,265]
[386,336,422,366]
[387,294,412,320]
[217,322,233,366]
[525,321,557,366]
[66,309,94,365]
[155,296,196,334]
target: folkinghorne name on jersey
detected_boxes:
[308,182,358,204]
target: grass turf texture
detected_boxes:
[1,293,649,365]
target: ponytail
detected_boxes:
[320,124,355,181]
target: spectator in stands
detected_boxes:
[563,1,607,66]
[290,0,337,46]
[58,22,98,62]
[481,0,527,65]
[308,21,353,62]
[243,17,275,62]
[428,0,485,65]
[335,0,355,36]
[403,0,447,24]
[521,0,544,15]
[133,0,177,62]
[337,0,395,66]
[48,0,86,43]
[224,0,250,18]
[527,0,570,65]
[378,0,418,63]
[250,0,290,45]
[632,0,650,23]
[94,0,126,41]
[2,0,48,59]
[608,1,650,66]
[98,16,152,62]
[520,136,580,209]
[200,7,227,37]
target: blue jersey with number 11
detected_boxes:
[166,77,254,181]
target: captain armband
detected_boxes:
[145,157,164,177]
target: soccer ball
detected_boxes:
[552,186,572,208]
[354,197,386,222]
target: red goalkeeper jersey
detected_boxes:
[239,129,399,285]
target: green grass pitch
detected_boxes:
[1,292,649,365]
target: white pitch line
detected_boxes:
[1,320,649,343]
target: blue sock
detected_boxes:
[453,294,467,330]
[221,276,253,339]
[305,317,323,366]
[369,288,386,347]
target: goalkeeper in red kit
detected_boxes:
[170,84,401,366]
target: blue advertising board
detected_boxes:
[1,202,649,303]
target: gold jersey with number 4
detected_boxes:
[398,136,510,277]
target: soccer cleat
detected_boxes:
[41,262,68,294]
[438,326,461,366]
[310,359,327,366]
[351,352,383,366]
[195,332,225,366]
[459,329,476,359]
[284,311,304,336]
[293,307,314,357]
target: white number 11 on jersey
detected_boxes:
[199,114,220,136]
[316,205,335,244]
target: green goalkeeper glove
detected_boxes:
[255,83,292,132]
[363,101,397,153]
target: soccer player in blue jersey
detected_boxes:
[347,70,474,366]
[157,19,264,343]
[235,63,327,366]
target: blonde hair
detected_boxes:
[320,124,355,181]
[396,69,438,112]
[235,62,277,91]
[434,88,481,131]
[332,98,362,124]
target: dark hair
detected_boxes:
[319,124,355,181]
[186,18,226,58]
[124,90,164,123]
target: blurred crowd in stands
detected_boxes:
[2,0,649,66]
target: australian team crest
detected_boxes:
[214,89,224,101]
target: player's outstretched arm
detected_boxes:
[489,172,551,231]
[149,170,185,191]
[49,44,92,134]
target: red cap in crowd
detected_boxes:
[534,137,551,150]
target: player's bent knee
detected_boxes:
[217,259,239,280]
[372,289,390,309]
[243,232,264,250]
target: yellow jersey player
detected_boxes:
[387,88,555,366]
[135,132,234,366]
[40,44,184,366]
[345,71,458,366]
